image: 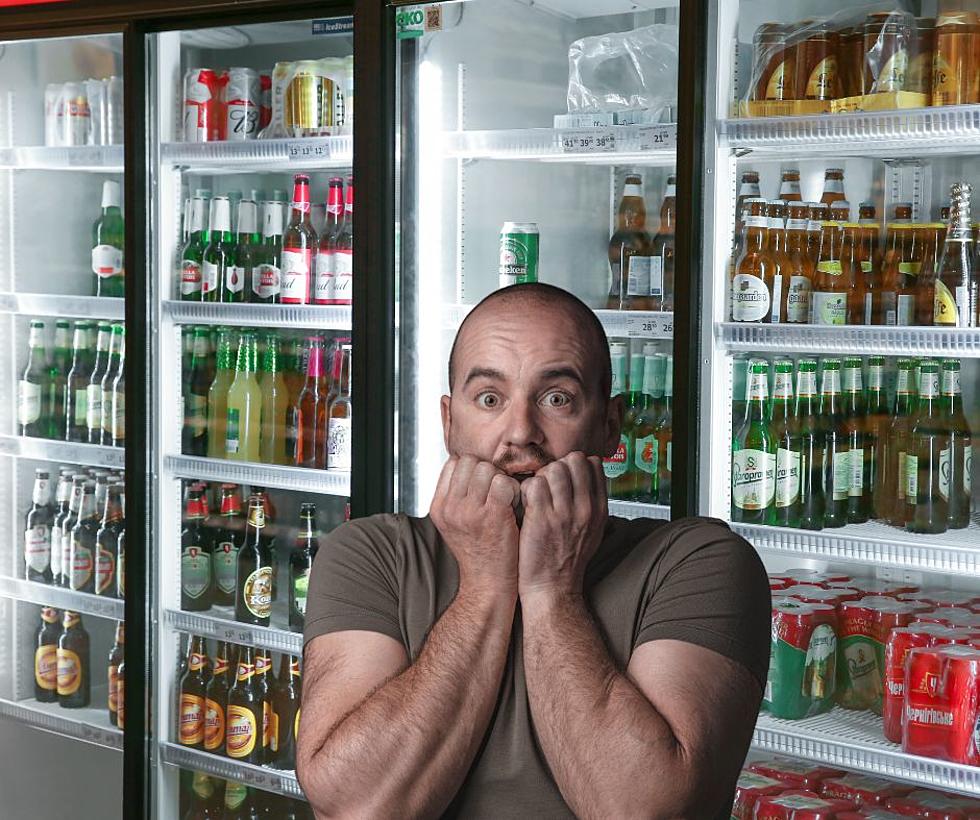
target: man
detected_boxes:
[297,283,770,819]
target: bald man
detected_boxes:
[296,283,770,819]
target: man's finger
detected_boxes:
[542,460,573,517]
[521,474,553,511]
[469,460,501,504]
[488,473,521,511]
[432,457,458,510]
[564,452,595,510]
[448,454,479,500]
[587,456,607,505]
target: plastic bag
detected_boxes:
[566,24,678,119]
[259,56,354,139]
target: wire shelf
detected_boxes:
[608,500,671,520]
[442,304,674,340]
[162,300,351,330]
[159,742,305,800]
[164,607,303,655]
[0,436,126,469]
[0,294,124,320]
[0,145,124,171]
[161,136,352,173]
[0,577,124,620]
[164,455,350,497]
[0,696,122,751]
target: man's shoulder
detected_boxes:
[325,512,441,560]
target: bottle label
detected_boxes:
[920,371,940,398]
[626,256,651,297]
[897,294,915,326]
[775,448,800,508]
[56,648,82,696]
[281,248,312,304]
[86,384,103,431]
[243,566,273,619]
[649,255,664,299]
[112,392,125,439]
[180,260,202,296]
[35,645,57,691]
[934,281,959,325]
[863,292,873,325]
[315,250,335,303]
[252,264,281,299]
[942,368,962,396]
[225,408,241,455]
[602,435,630,479]
[327,417,352,470]
[225,265,245,294]
[32,477,49,506]
[50,525,63,578]
[118,549,125,598]
[666,441,672,471]
[95,546,115,595]
[786,275,811,323]
[70,541,93,589]
[108,664,120,712]
[832,450,850,501]
[881,290,897,326]
[294,570,310,616]
[770,274,783,323]
[849,449,865,498]
[18,381,42,426]
[939,447,952,502]
[186,394,207,437]
[202,261,219,296]
[896,449,907,502]
[779,179,801,198]
[332,249,353,304]
[731,273,770,322]
[811,291,847,325]
[72,388,87,427]
[906,454,918,500]
[213,541,239,595]
[181,545,211,600]
[269,712,281,753]
[878,49,908,93]
[898,261,921,277]
[24,526,50,573]
[92,245,123,278]
[732,448,775,510]
[179,693,205,745]
[226,705,258,758]
[263,699,272,748]
[634,434,658,475]
[205,698,225,751]
[965,446,973,494]
[933,53,959,101]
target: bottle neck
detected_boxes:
[32,476,50,506]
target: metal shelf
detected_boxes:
[164,607,303,655]
[735,521,980,578]
[718,322,980,357]
[0,695,122,751]
[0,577,124,620]
[754,707,980,797]
[443,124,677,165]
[723,104,980,158]
[0,436,126,469]
[162,300,351,330]
[164,455,350,497]
[159,742,304,800]
[0,145,124,171]
[0,293,124,320]
[161,136,352,174]
[442,304,673,340]
[608,500,671,520]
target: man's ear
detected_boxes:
[603,395,624,458]
[441,394,452,453]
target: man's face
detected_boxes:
[441,302,621,481]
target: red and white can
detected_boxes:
[753,791,857,819]
[883,625,948,743]
[932,592,980,609]
[820,774,914,806]
[222,67,260,141]
[183,68,223,142]
[731,771,786,819]
[886,790,975,819]
[748,760,845,792]
[259,73,272,130]
[903,647,953,759]
[942,646,980,765]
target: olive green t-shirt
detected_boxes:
[304,514,770,819]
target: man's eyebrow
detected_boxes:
[463,367,507,388]
[540,367,585,386]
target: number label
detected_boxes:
[560,129,618,154]
[626,314,673,339]
[638,125,677,151]
[287,142,328,162]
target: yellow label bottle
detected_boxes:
[259,333,289,465]
[224,333,262,462]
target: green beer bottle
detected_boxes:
[183,328,211,457]
[85,323,112,445]
[886,359,918,527]
[46,320,71,440]
[18,320,50,438]
[616,347,647,500]
[230,199,260,305]
[202,197,237,304]
[179,196,209,301]
[771,359,801,527]
[91,180,125,298]
[818,359,849,528]
[631,348,663,503]
[907,361,949,534]
[603,342,631,499]
[842,357,870,524]
[796,359,826,530]
[731,360,776,524]
[941,359,972,530]
[653,356,673,506]
[866,356,890,520]
[63,322,95,443]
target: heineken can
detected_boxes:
[498,222,539,288]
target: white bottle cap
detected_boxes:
[262,201,283,238]
[102,180,121,209]
[211,196,231,233]
[238,200,258,235]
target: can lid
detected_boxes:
[500,222,539,233]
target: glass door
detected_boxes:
[0,28,126,819]
[391,0,680,524]
[703,0,980,802]
[147,13,354,819]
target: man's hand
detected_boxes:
[430,455,522,598]
[518,452,607,601]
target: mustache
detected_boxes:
[493,445,555,476]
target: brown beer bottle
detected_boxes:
[811,220,848,325]
[916,218,947,325]
[906,361,949,534]
[735,171,761,237]
[807,202,829,265]
[766,200,793,323]
[606,174,653,310]
[181,487,214,611]
[865,357,891,521]
[107,621,124,726]
[270,655,301,770]
[779,169,803,202]
[731,198,780,323]
[235,496,273,626]
[932,12,980,106]
[34,607,60,703]
[650,175,676,311]
[934,182,978,327]
[885,359,918,527]
[67,481,99,594]
[57,610,90,708]
[840,221,869,325]
[941,359,973,529]
[223,782,261,820]
[95,483,123,596]
[115,658,125,728]
[183,772,223,820]
[204,640,231,754]
[211,484,244,607]
[820,168,847,206]
[225,644,263,764]
[784,203,815,323]
[795,23,839,101]
[255,649,274,761]
[179,636,209,749]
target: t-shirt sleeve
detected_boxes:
[303,514,404,650]
[633,517,771,690]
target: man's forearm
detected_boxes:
[301,588,515,818]
[521,592,698,819]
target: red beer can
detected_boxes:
[884,625,945,743]
[771,577,793,592]
[831,579,916,597]
[903,647,953,759]
[887,789,976,819]
[914,608,976,627]
[749,759,846,792]
[931,592,979,609]
[785,586,862,609]
[754,792,857,819]
[183,68,223,142]
[259,73,272,131]
[943,646,980,765]
[821,774,914,806]
[731,771,787,820]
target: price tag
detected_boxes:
[626,314,673,339]
[560,129,618,154]
[237,629,252,643]
[100,449,126,469]
[287,141,329,162]
[637,124,676,152]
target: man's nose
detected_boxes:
[503,399,544,448]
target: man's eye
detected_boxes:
[476,392,499,408]
[543,391,570,408]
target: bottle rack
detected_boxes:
[159,742,304,801]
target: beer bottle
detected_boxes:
[281,174,318,305]
[795,359,826,530]
[34,607,60,702]
[205,329,234,459]
[225,333,262,462]
[116,528,126,599]
[602,342,631,496]
[94,483,123,596]
[916,219,947,326]
[314,177,345,305]
[941,359,973,529]
[52,473,81,587]
[95,324,122,445]
[731,199,780,323]
[183,327,211,457]
[236,496,273,627]
[839,222,869,325]
[865,357,890,520]
[811,220,848,326]
[18,320,49,438]
[225,645,263,764]
[204,641,231,755]
[183,771,223,820]
[806,202,828,265]
[92,180,125,297]
[289,502,320,632]
[784,203,815,324]
[842,357,870,524]
[858,201,882,292]
[179,196,209,301]
[200,197,232,303]
[820,168,846,206]
[255,649,274,760]
[327,343,353,473]
[333,176,353,306]
[628,347,663,503]
[934,182,978,327]
[251,201,283,304]
[63,322,93,442]
[884,359,918,527]
[651,175,676,311]
[731,361,776,524]
[294,337,330,469]
[45,320,70,440]
[606,174,653,311]
[779,169,802,202]
[907,361,950,534]
[212,485,244,608]
[259,333,290,466]
[24,468,54,583]
[85,322,112,444]
[764,200,791,323]
[223,781,261,820]
[179,636,209,749]
[770,360,801,527]
[67,482,98,593]
[182,487,214,611]
[107,621,124,725]
[932,11,980,107]
[819,359,849,528]
[270,655,301,770]
[107,323,126,448]
[736,171,761,235]
[653,356,673,506]
[57,610,90,708]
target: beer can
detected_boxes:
[731,771,786,820]
[770,578,792,593]
[942,646,980,764]
[44,83,62,146]
[883,625,941,743]
[871,601,927,716]
[223,67,260,141]
[821,773,914,806]
[183,68,222,142]
[903,646,950,759]
[59,82,91,147]
[784,568,854,585]
[259,73,272,130]
[85,78,108,146]
[931,591,979,609]
[886,791,979,819]
[785,585,863,609]
[753,793,856,818]
[748,759,845,791]
[285,61,327,137]
[837,600,884,711]
[498,222,540,288]
[106,76,124,146]
[766,600,838,719]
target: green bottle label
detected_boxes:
[294,571,310,616]
[732,448,775,510]
[634,434,658,475]
[775,448,801,507]
[213,541,238,595]
[602,435,630,479]
[225,408,241,454]
[832,450,851,501]
[906,454,918,500]
[181,545,211,599]
[186,394,207,437]
[74,389,88,426]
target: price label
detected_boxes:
[100,449,126,469]
[287,141,329,162]
[560,129,618,154]
[637,124,676,152]
[626,314,674,339]
[237,629,252,643]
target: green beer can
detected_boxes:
[499,222,539,288]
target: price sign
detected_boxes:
[626,314,674,339]
[560,129,618,154]
[287,141,329,162]
[637,125,676,152]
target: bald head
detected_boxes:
[448,283,611,399]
